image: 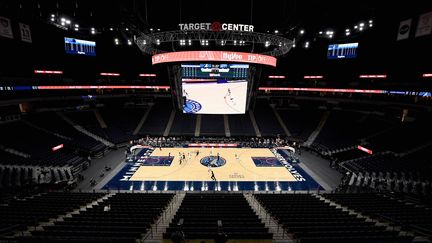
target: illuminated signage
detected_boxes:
[34,70,63,74]
[304,75,324,79]
[357,145,373,154]
[268,75,286,79]
[152,51,277,67]
[100,72,120,76]
[52,144,64,151]
[258,87,384,94]
[179,22,254,32]
[139,74,157,77]
[359,75,387,78]
[188,143,238,147]
[38,85,170,90]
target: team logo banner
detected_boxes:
[0,16,13,39]
[397,19,411,40]
[19,23,32,43]
[415,11,432,37]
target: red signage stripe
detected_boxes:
[304,75,323,79]
[359,75,387,78]
[100,72,120,76]
[34,70,63,74]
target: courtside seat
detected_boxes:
[255,194,413,242]
[164,193,272,240]
[0,192,105,236]
[324,193,432,234]
[25,193,174,243]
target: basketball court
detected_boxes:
[130,148,295,182]
[102,146,323,191]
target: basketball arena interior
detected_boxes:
[0,0,432,242]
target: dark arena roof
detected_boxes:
[1,1,432,243]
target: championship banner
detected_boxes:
[415,11,432,37]
[397,19,411,40]
[152,51,277,67]
[19,23,32,43]
[0,16,13,39]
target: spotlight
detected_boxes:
[179,39,186,46]
[359,27,364,31]
[345,32,350,36]
[51,14,55,18]
[305,41,309,48]
[60,18,66,22]
[264,41,270,47]
[51,17,55,22]
[345,29,350,32]
[354,25,358,29]
[359,22,365,27]
[157,28,161,31]
[220,40,226,46]
[109,28,113,31]
[150,28,154,31]
[319,31,323,35]
[127,39,132,45]
[65,19,71,24]
[74,27,78,31]
[274,30,279,34]
[369,19,373,24]
[299,29,305,35]
[155,39,160,45]
[74,24,79,28]
[369,23,373,27]
[188,39,192,46]
[125,28,129,31]
[114,38,119,45]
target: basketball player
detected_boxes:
[183,89,189,97]
[210,169,217,181]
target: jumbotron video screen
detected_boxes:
[181,63,249,114]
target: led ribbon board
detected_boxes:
[152,51,277,67]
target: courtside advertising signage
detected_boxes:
[179,22,254,32]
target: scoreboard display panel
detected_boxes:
[181,63,249,79]
[327,42,358,59]
[64,37,96,56]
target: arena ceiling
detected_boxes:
[1,0,429,37]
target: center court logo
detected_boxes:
[183,99,202,113]
[200,156,226,168]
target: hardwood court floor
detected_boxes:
[130,148,296,182]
